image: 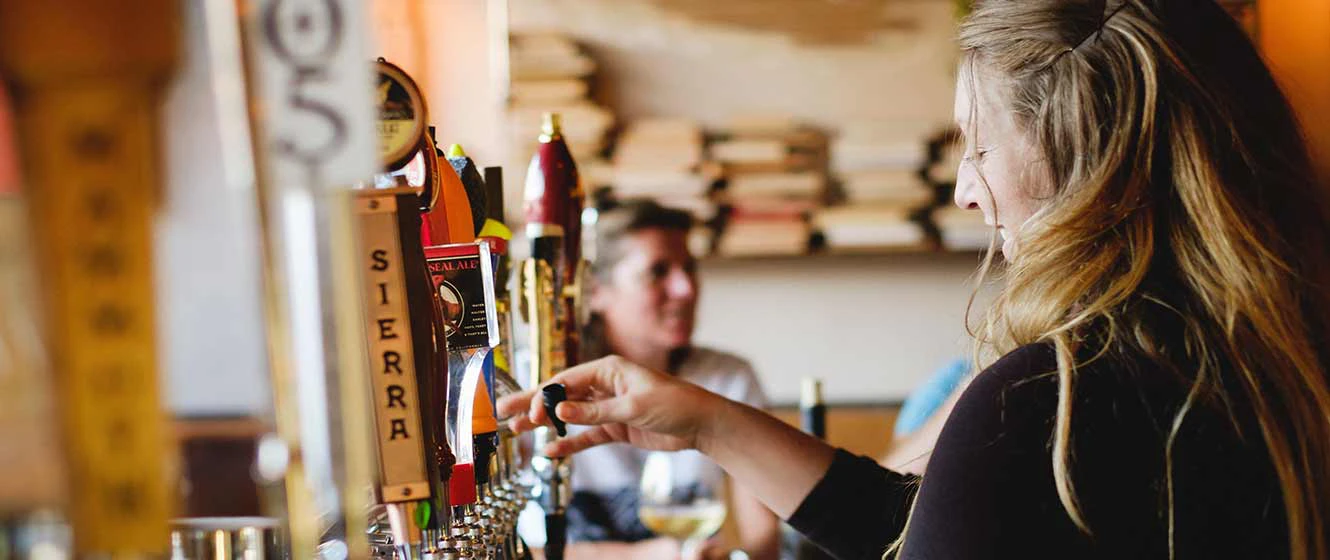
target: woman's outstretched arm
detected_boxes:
[497,355,835,518]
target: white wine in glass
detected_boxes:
[639,500,727,542]
[638,451,729,557]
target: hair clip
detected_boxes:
[1076,0,1130,50]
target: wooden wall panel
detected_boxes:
[771,405,900,460]
[175,417,266,518]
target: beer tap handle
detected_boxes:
[544,515,567,560]
[541,384,569,437]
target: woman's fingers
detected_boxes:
[505,413,541,434]
[498,389,555,433]
[496,390,535,422]
[543,425,620,457]
[547,356,627,394]
[505,396,628,434]
[556,398,635,426]
[497,355,650,435]
[509,357,631,422]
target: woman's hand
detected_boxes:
[496,355,726,457]
[500,355,837,520]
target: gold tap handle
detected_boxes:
[0,0,179,554]
[515,261,532,325]
[565,259,592,332]
[521,259,557,389]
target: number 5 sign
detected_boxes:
[237,0,380,557]
[246,0,376,189]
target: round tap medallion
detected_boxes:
[375,59,427,170]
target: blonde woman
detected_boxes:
[501,0,1330,558]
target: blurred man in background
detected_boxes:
[524,199,779,560]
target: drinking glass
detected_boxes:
[638,450,728,559]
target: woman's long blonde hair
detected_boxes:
[909,0,1330,558]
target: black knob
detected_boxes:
[542,384,569,437]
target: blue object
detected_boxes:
[481,348,496,407]
[894,358,971,437]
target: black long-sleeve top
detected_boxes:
[787,344,1288,559]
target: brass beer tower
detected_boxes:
[0,1,180,556]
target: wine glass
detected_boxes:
[638,450,729,559]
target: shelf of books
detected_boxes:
[505,33,991,263]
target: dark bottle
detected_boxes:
[793,378,834,560]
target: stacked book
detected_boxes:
[713,116,826,257]
[926,132,963,187]
[714,219,811,257]
[812,205,927,251]
[609,118,717,222]
[817,122,937,252]
[831,122,932,173]
[508,33,614,166]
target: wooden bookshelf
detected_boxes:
[699,247,986,266]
